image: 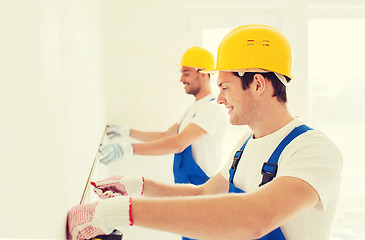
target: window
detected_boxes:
[308,19,365,240]
[202,28,233,96]
[202,18,365,239]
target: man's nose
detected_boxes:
[217,91,225,105]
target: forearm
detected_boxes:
[132,123,205,156]
[133,176,319,240]
[70,175,319,240]
[130,129,167,142]
[143,178,202,197]
[131,194,261,240]
[132,135,187,155]
[130,124,179,142]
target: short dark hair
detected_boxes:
[197,69,211,79]
[233,72,291,103]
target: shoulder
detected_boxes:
[280,129,343,210]
[291,129,342,158]
[282,129,343,168]
[282,119,342,162]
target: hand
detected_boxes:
[92,175,144,198]
[67,197,133,240]
[92,188,122,199]
[99,142,133,165]
[106,124,131,139]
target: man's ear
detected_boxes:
[200,72,210,80]
[253,73,266,96]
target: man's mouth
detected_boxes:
[226,105,233,114]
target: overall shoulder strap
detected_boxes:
[229,134,252,183]
[231,134,252,170]
[259,124,313,187]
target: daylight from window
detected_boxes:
[203,20,365,239]
[309,19,365,240]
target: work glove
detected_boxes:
[92,175,144,198]
[106,124,131,140]
[67,197,133,240]
[92,188,122,199]
[99,141,134,165]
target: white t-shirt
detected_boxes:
[220,118,343,240]
[178,94,229,177]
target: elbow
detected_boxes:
[171,136,190,153]
[229,226,266,240]
[233,225,265,240]
[229,214,274,240]
[175,142,189,153]
[215,225,264,240]
[245,217,277,239]
[248,227,267,240]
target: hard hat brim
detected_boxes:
[201,68,292,86]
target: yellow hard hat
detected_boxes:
[208,24,292,79]
[180,46,215,70]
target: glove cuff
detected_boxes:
[96,197,134,230]
[122,128,131,137]
[124,176,145,196]
[121,142,134,156]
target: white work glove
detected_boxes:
[92,175,144,198]
[67,197,133,240]
[106,124,131,140]
[99,142,134,165]
[92,188,122,199]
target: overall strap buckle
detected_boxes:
[259,162,278,187]
[259,124,313,187]
[231,150,243,170]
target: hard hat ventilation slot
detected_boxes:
[247,40,255,46]
[262,40,270,47]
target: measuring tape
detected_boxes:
[79,126,123,240]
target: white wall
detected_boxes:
[0,0,105,238]
[101,1,364,240]
[1,0,362,239]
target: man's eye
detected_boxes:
[222,87,228,91]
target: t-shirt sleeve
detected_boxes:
[191,103,226,135]
[177,108,189,126]
[278,131,343,211]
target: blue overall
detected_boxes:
[228,125,312,240]
[173,98,215,240]
[173,145,210,185]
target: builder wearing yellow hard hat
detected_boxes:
[98,46,228,187]
[68,25,342,240]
